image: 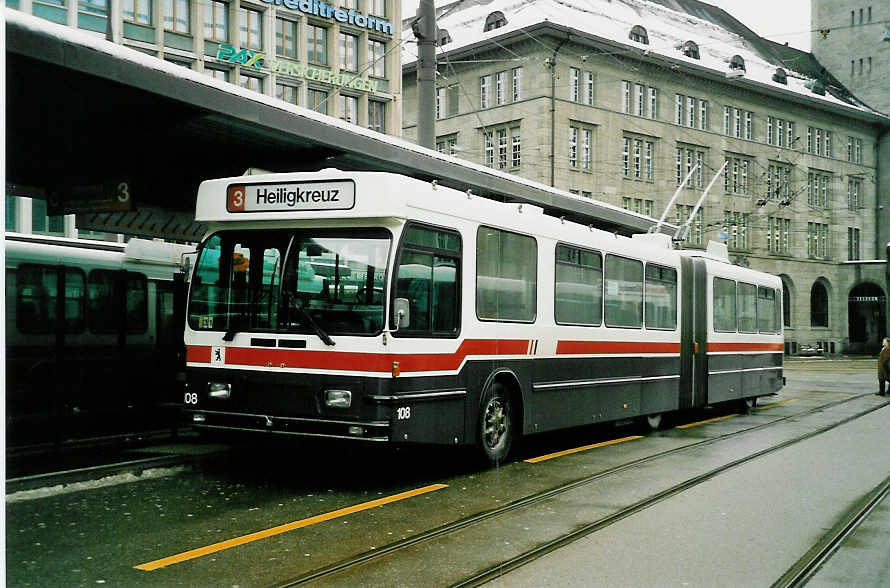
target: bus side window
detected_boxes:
[604,254,643,328]
[16,264,53,334]
[713,277,737,332]
[394,224,461,336]
[89,270,118,334]
[126,273,148,334]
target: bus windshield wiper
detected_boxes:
[293,301,336,346]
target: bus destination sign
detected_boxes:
[227,181,355,212]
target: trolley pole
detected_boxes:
[415,0,437,150]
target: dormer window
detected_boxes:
[629,25,649,45]
[437,28,451,46]
[681,40,700,59]
[484,11,507,32]
[772,68,787,84]
[729,55,745,71]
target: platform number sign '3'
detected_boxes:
[228,185,246,212]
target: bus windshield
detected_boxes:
[187,228,390,337]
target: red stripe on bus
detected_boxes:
[186,339,531,373]
[187,346,212,363]
[556,341,681,355]
[707,342,784,352]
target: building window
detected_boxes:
[276,82,298,104]
[648,87,658,119]
[339,94,358,124]
[339,33,358,71]
[847,179,861,210]
[723,211,750,250]
[810,282,828,327]
[622,81,631,114]
[163,0,189,33]
[625,136,654,180]
[767,217,791,255]
[79,0,108,16]
[495,71,505,105]
[447,85,459,117]
[676,205,703,245]
[204,0,228,41]
[205,66,230,81]
[368,100,386,132]
[511,129,521,167]
[308,25,327,65]
[570,68,580,102]
[369,0,384,16]
[629,24,649,44]
[677,145,704,188]
[368,39,385,78]
[807,222,830,259]
[675,94,684,125]
[686,95,696,128]
[807,171,831,207]
[724,156,750,195]
[276,18,298,58]
[480,75,491,109]
[848,227,861,261]
[767,163,792,202]
[635,83,645,116]
[239,73,263,93]
[623,198,653,216]
[585,71,595,106]
[483,11,506,31]
[581,128,592,171]
[436,135,457,155]
[124,0,151,24]
[484,132,494,167]
[308,88,328,114]
[240,7,262,50]
[497,128,508,169]
[435,87,445,120]
[569,127,578,169]
[512,67,522,101]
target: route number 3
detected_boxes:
[396,406,411,420]
[184,392,198,405]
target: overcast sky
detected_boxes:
[401,0,813,52]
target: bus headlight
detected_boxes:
[208,382,231,399]
[324,389,352,408]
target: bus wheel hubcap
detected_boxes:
[484,398,507,448]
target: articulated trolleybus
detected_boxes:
[183,170,783,463]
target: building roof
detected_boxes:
[402,0,887,121]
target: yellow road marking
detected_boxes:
[134,483,448,571]
[524,435,643,463]
[756,398,797,411]
[676,413,738,429]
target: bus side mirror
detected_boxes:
[394,298,410,330]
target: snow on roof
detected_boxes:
[402,0,881,116]
[6,7,650,224]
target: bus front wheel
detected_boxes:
[478,383,513,466]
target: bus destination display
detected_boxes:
[227,180,355,212]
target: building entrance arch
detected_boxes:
[848,283,887,353]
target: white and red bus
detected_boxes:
[183,170,783,463]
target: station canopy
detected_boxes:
[6,9,665,241]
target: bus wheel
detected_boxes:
[479,383,513,466]
[644,413,663,431]
[740,397,757,412]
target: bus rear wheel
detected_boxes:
[478,383,513,466]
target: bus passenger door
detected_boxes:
[678,257,708,409]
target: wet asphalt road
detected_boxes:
[6,358,890,586]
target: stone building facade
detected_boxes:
[403,0,890,353]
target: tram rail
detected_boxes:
[772,473,890,588]
[271,393,889,587]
